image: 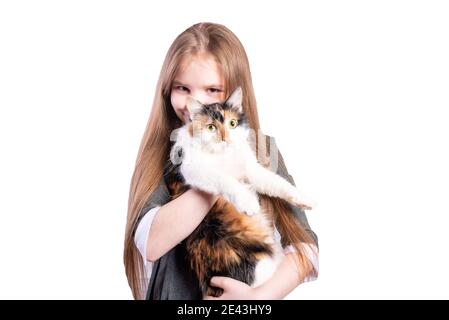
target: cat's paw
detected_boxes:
[232,192,261,216]
[286,188,315,210]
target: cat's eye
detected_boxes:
[206,124,216,132]
[229,119,238,129]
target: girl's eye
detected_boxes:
[207,124,216,132]
[176,86,190,92]
[208,88,222,93]
[229,119,238,129]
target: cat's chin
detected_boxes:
[203,142,229,153]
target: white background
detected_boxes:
[1,0,448,299]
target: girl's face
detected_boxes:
[171,54,226,123]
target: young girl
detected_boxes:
[124,22,319,300]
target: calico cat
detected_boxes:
[164,87,312,297]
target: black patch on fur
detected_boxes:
[238,113,249,127]
[199,102,249,127]
[200,103,224,123]
[186,209,273,297]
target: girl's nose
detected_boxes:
[190,91,217,105]
[191,93,206,104]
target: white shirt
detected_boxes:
[134,206,319,296]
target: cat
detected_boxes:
[164,86,312,297]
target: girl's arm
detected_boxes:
[204,252,305,300]
[146,188,218,262]
[254,252,306,299]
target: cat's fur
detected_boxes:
[164,87,311,297]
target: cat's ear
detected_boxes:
[186,96,203,120]
[224,86,243,113]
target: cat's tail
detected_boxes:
[186,197,275,298]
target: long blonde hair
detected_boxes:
[124,22,317,299]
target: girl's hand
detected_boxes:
[203,276,266,300]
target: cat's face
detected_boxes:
[186,87,249,152]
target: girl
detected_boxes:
[124,22,319,300]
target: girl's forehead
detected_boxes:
[175,54,224,87]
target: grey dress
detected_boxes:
[135,136,318,300]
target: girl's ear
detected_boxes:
[224,86,243,113]
[186,96,203,120]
